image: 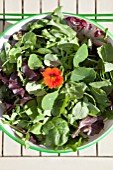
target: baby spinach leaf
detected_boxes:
[72,101,89,120]
[28,54,43,69]
[73,44,88,67]
[42,91,58,110]
[42,117,69,146]
[71,67,96,83]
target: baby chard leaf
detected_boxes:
[73,44,88,67]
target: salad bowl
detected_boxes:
[0,7,113,153]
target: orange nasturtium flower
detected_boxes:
[42,67,64,89]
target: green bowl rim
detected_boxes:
[0,12,113,154]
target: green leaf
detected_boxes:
[104,62,113,72]
[4,42,11,56]
[26,82,42,94]
[44,54,61,66]
[37,48,52,54]
[58,43,79,54]
[17,56,24,83]
[28,54,43,69]
[97,43,113,62]
[52,93,68,116]
[42,117,69,146]
[89,80,112,88]
[88,103,100,116]
[9,47,22,63]
[72,101,89,120]
[103,110,113,119]
[89,80,113,95]
[71,67,96,83]
[42,91,58,110]
[22,32,37,47]
[47,19,78,41]
[90,87,110,112]
[65,82,86,100]
[30,123,43,135]
[73,44,88,67]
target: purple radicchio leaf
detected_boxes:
[4,102,15,114]
[20,94,32,106]
[8,73,25,98]
[65,16,106,46]
[72,116,104,138]
[0,73,9,85]
[22,63,41,81]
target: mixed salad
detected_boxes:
[0,7,113,151]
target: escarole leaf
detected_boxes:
[73,44,88,67]
[71,67,96,83]
[42,117,69,147]
[42,91,58,110]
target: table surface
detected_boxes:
[0,0,113,170]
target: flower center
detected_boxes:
[50,74,56,80]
